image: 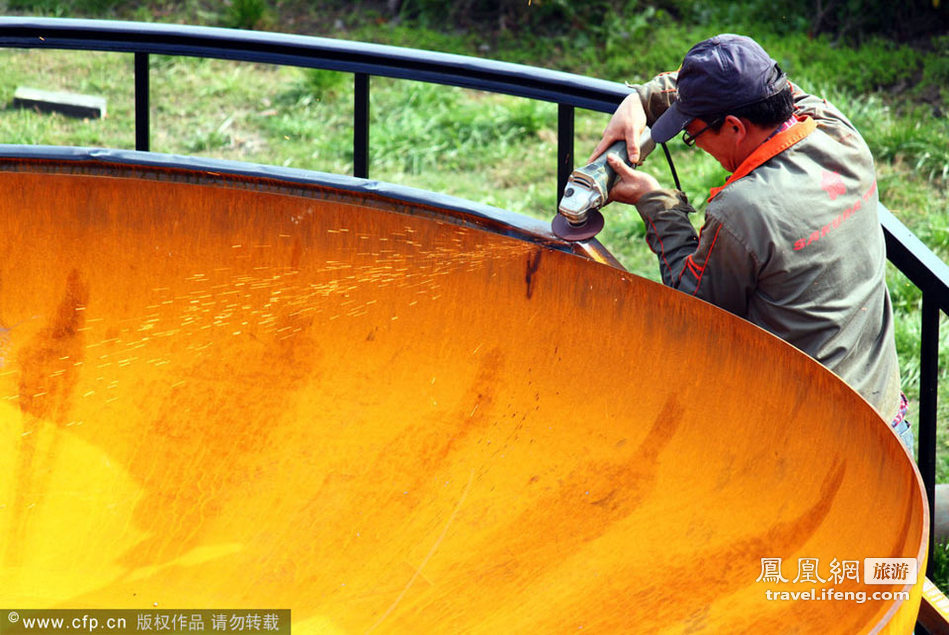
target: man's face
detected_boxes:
[685,118,741,173]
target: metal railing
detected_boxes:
[0,16,946,570]
[880,206,949,576]
[0,17,628,195]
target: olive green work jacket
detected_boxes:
[630,74,902,422]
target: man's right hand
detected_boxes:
[588,92,649,164]
[605,153,660,206]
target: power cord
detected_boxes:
[661,142,682,192]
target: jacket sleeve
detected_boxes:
[635,189,758,317]
[631,72,679,126]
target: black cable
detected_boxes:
[661,142,681,192]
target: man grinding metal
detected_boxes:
[589,34,911,452]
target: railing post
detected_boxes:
[134,52,150,152]
[354,73,369,179]
[920,292,940,576]
[557,103,574,202]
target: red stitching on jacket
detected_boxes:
[685,256,703,278]
[645,216,673,272]
[688,224,723,295]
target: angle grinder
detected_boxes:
[552,129,656,241]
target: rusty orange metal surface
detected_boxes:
[0,157,928,633]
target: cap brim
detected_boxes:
[650,102,693,144]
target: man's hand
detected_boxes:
[588,92,648,164]
[605,153,660,206]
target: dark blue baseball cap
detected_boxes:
[651,34,789,144]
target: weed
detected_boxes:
[187,130,226,152]
[933,540,949,592]
[302,68,349,101]
[222,0,272,30]
[5,0,118,15]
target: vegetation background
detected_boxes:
[0,0,947,583]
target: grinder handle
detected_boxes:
[584,129,656,200]
[599,139,630,196]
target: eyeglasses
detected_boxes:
[682,118,723,147]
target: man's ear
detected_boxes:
[724,114,743,134]
[723,115,749,141]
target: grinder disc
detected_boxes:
[551,210,605,241]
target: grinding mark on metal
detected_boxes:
[366,469,475,634]
[41,228,536,391]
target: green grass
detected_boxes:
[0,3,946,481]
[934,540,949,593]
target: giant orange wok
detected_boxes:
[0,150,927,633]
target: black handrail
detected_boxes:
[880,207,949,579]
[0,15,946,576]
[134,51,149,151]
[0,16,629,198]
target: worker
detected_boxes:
[590,34,912,453]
